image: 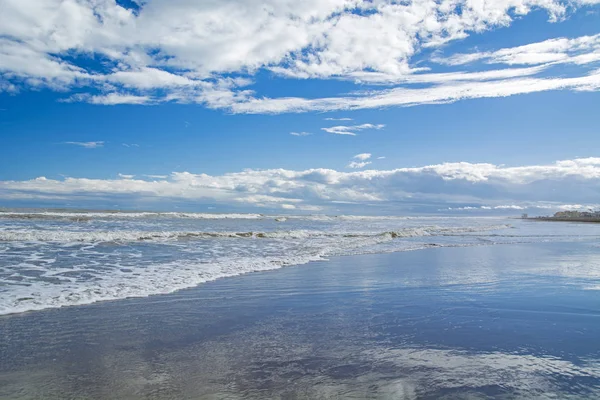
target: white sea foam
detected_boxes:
[0,225,511,243]
[0,210,500,222]
[0,254,324,315]
[0,233,390,314]
[0,211,421,221]
[0,211,265,220]
[4,214,596,316]
[0,237,462,316]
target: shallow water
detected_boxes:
[1,242,599,399]
[2,209,600,315]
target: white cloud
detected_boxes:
[64,141,104,149]
[290,132,313,136]
[345,65,549,85]
[80,93,152,106]
[102,67,201,89]
[446,205,525,211]
[3,158,600,212]
[377,156,386,160]
[445,203,600,212]
[143,174,168,180]
[1,1,600,112]
[347,154,373,169]
[353,153,372,161]
[297,204,324,211]
[122,143,140,148]
[226,71,600,114]
[435,34,600,67]
[118,173,135,179]
[348,161,373,169]
[325,117,353,121]
[322,124,385,136]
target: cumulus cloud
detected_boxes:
[2,158,600,213]
[322,124,385,136]
[64,141,104,149]
[1,1,600,112]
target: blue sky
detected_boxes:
[1,0,600,214]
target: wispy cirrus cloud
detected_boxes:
[322,124,385,136]
[144,175,168,179]
[434,34,600,67]
[290,132,313,136]
[64,141,104,149]
[224,71,600,114]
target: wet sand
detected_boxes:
[1,242,600,399]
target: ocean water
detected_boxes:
[1,241,599,399]
[1,209,600,315]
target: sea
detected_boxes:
[2,209,600,398]
[1,209,599,316]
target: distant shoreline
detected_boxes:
[525,217,600,223]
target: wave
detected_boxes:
[0,225,511,243]
[0,240,476,316]
[0,254,324,315]
[0,211,265,221]
[0,211,490,222]
[0,219,513,315]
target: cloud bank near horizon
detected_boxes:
[1,157,599,213]
[1,0,600,113]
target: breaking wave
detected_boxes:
[0,210,479,222]
[0,225,511,243]
[0,214,522,315]
[0,211,265,221]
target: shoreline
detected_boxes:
[525,217,600,223]
[0,241,469,317]
[0,236,549,318]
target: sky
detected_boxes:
[1,0,600,214]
